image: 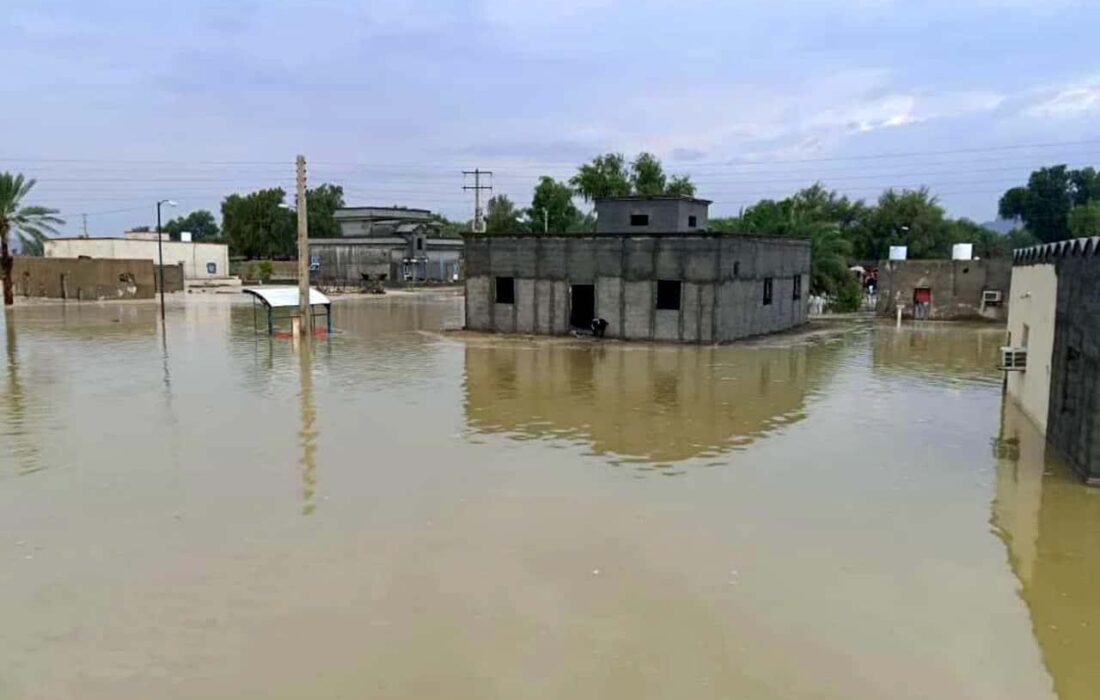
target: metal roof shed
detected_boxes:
[242,286,333,335]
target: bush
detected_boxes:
[830,276,863,313]
[257,261,273,283]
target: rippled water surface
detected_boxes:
[1,294,1097,699]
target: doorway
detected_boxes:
[570,284,595,329]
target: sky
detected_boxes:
[3,0,1100,235]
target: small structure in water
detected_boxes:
[1004,236,1100,485]
[243,286,333,335]
[463,196,810,343]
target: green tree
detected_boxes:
[0,173,64,305]
[665,175,697,197]
[305,183,345,238]
[1068,200,1100,237]
[854,188,954,259]
[528,177,581,233]
[998,165,1082,243]
[485,194,522,234]
[1005,227,1040,250]
[570,153,632,202]
[221,188,295,259]
[431,213,471,238]
[630,152,667,196]
[163,210,219,241]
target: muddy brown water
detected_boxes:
[1,294,1097,699]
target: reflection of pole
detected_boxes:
[3,313,40,474]
[298,335,318,516]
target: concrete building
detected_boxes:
[464,196,810,343]
[876,258,1011,321]
[309,206,462,286]
[595,195,710,233]
[45,232,230,281]
[1006,237,1100,484]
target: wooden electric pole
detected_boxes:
[296,155,311,332]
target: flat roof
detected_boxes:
[242,286,331,308]
[48,237,228,246]
[462,232,803,244]
[594,195,713,205]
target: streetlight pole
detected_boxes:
[155,199,177,322]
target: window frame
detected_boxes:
[763,277,773,306]
[792,274,802,300]
[688,215,697,228]
[630,213,650,227]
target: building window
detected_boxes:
[630,214,649,227]
[688,215,697,228]
[417,238,424,251]
[792,275,802,300]
[1021,324,1030,348]
[495,276,515,304]
[763,277,773,306]
[656,280,681,310]
[206,262,217,275]
[733,261,740,276]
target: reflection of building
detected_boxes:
[992,400,1100,700]
[45,231,229,281]
[463,340,837,463]
[309,206,462,286]
[872,324,1004,383]
[465,196,810,343]
[1006,239,1100,484]
[876,259,1011,321]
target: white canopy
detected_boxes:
[242,286,331,309]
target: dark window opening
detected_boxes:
[688,215,697,228]
[656,280,681,310]
[733,261,740,276]
[630,214,650,227]
[792,275,802,300]
[763,277,773,306]
[569,284,595,328]
[417,238,424,251]
[495,276,515,304]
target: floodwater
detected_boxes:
[1,294,1097,699]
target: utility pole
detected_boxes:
[296,155,311,333]
[463,169,493,233]
[81,213,88,237]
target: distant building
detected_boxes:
[876,259,1011,321]
[464,196,810,343]
[1005,237,1100,485]
[44,231,229,281]
[309,206,462,286]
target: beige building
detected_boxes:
[45,232,230,280]
[1005,262,1058,432]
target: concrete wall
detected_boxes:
[1006,263,1057,432]
[1045,255,1100,484]
[464,234,810,343]
[45,238,230,280]
[11,256,156,300]
[876,259,1012,321]
[155,264,185,293]
[310,238,462,286]
[595,199,709,233]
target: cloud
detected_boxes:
[1022,76,1100,118]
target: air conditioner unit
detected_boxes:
[1001,346,1027,371]
[983,290,1003,304]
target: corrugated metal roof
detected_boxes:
[242,286,331,308]
[1013,236,1100,264]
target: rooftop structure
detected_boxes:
[594,195,711,234]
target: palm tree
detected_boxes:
[0,173,63,306]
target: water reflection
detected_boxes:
[2,312,40,475]
[992,401,1100,700]
[297,336,319,516]
[463,337,845,464]
[873,322,1004,384]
